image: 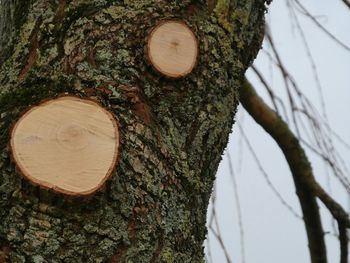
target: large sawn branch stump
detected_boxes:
[10,96,120,196]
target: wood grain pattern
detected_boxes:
[147,20,198,78]
[10,96,119,196]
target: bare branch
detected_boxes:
[240,79,350,262]
[261,32,350,193]
[227,151,246,263]
[292,0,350,52]
[240,79,328,263]
[338,223,348,263]
[339,0,350,10]
[284,1,327,119]
[237,124,302,220]
[209,191,233,263]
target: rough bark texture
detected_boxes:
[0,0,266,262]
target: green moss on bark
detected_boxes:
[0,0,266,262]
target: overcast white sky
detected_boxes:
[206,1,350,262]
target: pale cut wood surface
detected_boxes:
[10,96,119,196]
[147,20,198,78]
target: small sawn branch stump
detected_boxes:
[147,20,199,78]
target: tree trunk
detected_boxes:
[0,1,266,262]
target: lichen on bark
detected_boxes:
[0,0,267,262]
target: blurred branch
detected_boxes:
[285,0,327,119]
[338,223,349,263]
[340,0,350,9]
[209,226,233,263]
[292,0,350,52]
[208,185,233,263]
[227,151,246,263]
[240,78,350,263]
[240,78,327,263]
[237,124,302,220]
[251,65,289,121]
[264,29,350,193]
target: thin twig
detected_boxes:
[237,124,302,220]
[227,151,247,263]
[293,0,350,52]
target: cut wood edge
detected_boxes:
[147,20,199,78]
[9,95,120,197]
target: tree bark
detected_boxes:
[0,1,266,262]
